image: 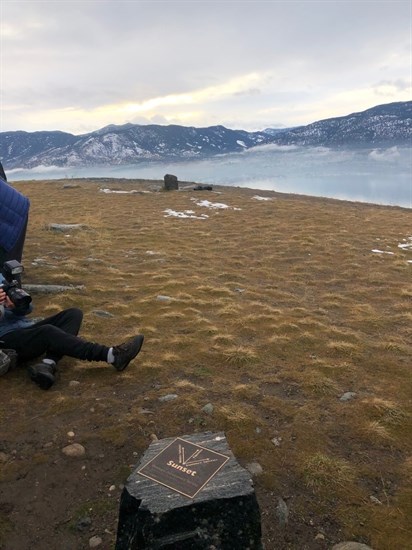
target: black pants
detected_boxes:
[1,308,110,365]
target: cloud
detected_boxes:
[1,1,411,133]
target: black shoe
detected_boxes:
[112,335,144,371]
[28,363,56,390]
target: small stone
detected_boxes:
[156,295,172,302]
[339,392,357,402]
[62,443,86,457]
[49,223,85,232]
[271,437,282,447]
[246,462,263,476]
[89,535,103,548]
[150,434,158,442]
[67,431,75,438]
[69,380,81,387]
[158,394,178,402]
[202,403,214,415]
[92,310,115,318]
[315,533,325,540]
[369,495,383,505]
[109,485,116,492]
[276,497,289,526]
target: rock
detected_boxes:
[157,295,172,302]
[62,443,86,457]
[246,462,263,476]
[23,284,85,294]
[89,535,103,548]
[62,184,80,189]
[92,310,115,318]
[315,533,325,540]
[116,432,262,549]
[109,485,116,492]
[369,495,383,505]
[48,223,86,232]
[332,543,374,550]
[340,392,357,402]
[69,380,81,387]
[149,434,158,442]
[158,394,178,402]
[193,185,213,191]
[164,174,178,190]
[202,403,214,415]
[271,437,282,447]
[67,431,75,438]
[276,497,289,527]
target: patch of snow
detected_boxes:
[192,199,229,209]
[164,209,208,219]
[236,140,247,147]
[99,188,139,194]
[371,249,394,255]
[253,195,272,201]
[398,236,412,251]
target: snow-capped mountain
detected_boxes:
[1,101,410,169]
[265,102,412,147]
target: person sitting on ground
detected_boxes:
[0,286,144,390]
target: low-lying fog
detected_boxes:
[8,145,412,208]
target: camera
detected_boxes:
[1,260,32,309]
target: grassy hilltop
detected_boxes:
[0,179,411,550]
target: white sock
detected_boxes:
[43,358,56,366]
[107,347,115,364]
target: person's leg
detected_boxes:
[1,310,144,389]
[2,322,110,364]
[30,307,83,337]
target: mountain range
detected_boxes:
[1,101,411,169]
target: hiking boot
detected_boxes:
[112,335,144,371]
[28,363,56,390]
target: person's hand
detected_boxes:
[0,289,14,308]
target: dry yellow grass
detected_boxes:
[0,178,411,549]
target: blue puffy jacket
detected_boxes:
[0,177,30,252]
[0,274,34,338]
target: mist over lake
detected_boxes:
[8,145,412,209]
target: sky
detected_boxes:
[1,0,411,135]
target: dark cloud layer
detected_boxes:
[2,1,410,132]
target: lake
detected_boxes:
[7,145,412,208]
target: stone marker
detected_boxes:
[164,174,178,191]
[115,431,262,549]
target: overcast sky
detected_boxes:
[1,0,411,135]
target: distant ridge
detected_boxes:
[1,101,410,169]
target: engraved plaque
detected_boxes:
[138,437,230,498]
